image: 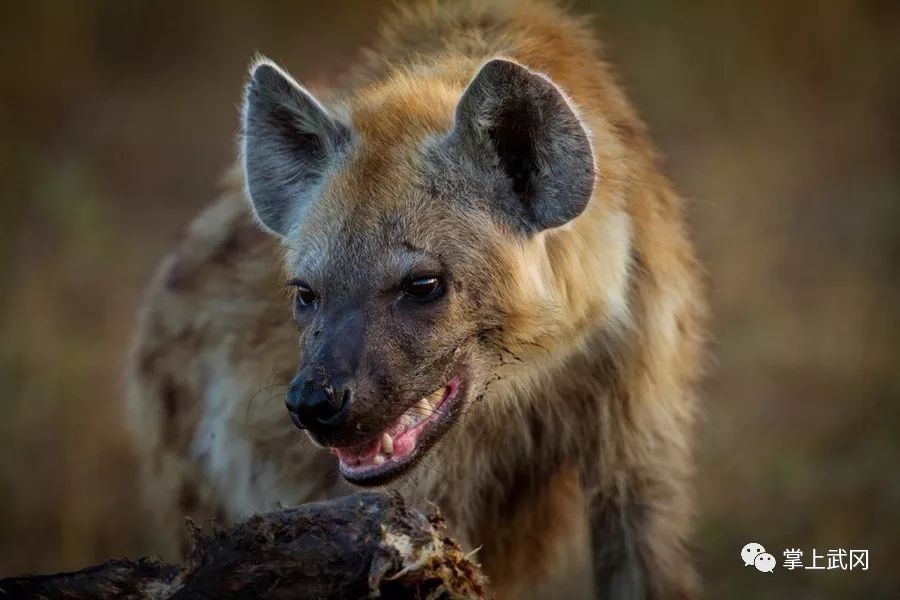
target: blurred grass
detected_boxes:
[0,1,898,597]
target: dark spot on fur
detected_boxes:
[162,380,178,420]
[250,467,261,485]
[179,484,199,514]
[163,251,197,292]
[630,248,646,276]
[140,328,198,381]
[138,348,160,380]
[612,118,639,146]
[676,313,689,337]
[211,222,261,265]
[161,378,186,445]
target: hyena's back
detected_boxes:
[126,177,346,554]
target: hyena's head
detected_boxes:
[241,57,598,486]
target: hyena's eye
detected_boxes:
[401,276,443,303]
[289,280,317,307]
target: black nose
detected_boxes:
[285,377,351,431]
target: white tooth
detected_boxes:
[381,432,394,455]
[417,398,429,411]
[373,454,385,466]
[425,389,442,408]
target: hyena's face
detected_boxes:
[242,59,594,485]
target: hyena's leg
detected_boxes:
[584,467,698,600]
[586,487,646,599]
[472,466,592,600]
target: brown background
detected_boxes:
[1,1,898,597]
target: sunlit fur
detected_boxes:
[127,1,706,598]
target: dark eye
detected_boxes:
[291,281,317,307]
[401,276,443,302]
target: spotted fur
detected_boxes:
[127,2,706,598]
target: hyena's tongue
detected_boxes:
[330,377,460,470]
[332,438,382,467]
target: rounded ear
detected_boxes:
[449,59,595,232]
[241,58,352,237]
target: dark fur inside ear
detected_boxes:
[491,100,533,199]
[242,60,351,236]
[449,59,595,233]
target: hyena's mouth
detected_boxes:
[329,375,464,486]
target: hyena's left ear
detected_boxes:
[447,59,595,233]
[242,58,352,236]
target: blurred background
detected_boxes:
[0,0,897,597]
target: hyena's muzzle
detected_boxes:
[284,299,470,487]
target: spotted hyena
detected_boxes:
[127,1,706,598]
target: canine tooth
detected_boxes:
[381,432,394,455]
[426,389,443,406]
[373,454,385,466]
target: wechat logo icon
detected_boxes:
[742,542,776,573]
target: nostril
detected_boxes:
[287,409,305,430]
[314,387,350,427]
[285,386,308,431]
[285,385,302,413]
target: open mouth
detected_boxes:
[329,375,464,486]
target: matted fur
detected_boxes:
[126,1,706,598]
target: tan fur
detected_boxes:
[127,1,706,597]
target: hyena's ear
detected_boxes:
[242,59,351,236]
[449,59,595,232]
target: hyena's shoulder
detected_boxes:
[127,173,281,463]
[125,174,342,554]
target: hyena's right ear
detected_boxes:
[241,58,352,236]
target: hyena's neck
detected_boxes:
[399,175,705,546]
[399,323,615,529]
